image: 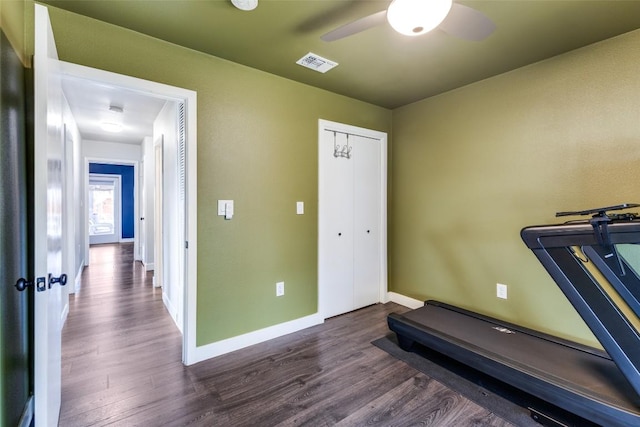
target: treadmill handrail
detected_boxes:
[522,221,640,250]
[522,221,640,399]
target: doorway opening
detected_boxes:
[58,60,198,364]
[88,173,121,245]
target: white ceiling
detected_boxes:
[62,76,167,145]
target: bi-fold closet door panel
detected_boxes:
[322,131,355,318]
[320,130,381,319]
[353,135,381,309]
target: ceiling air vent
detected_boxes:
[296,52,338,73]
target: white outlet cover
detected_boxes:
[497,283,508,299]
[296,201,304,215]
[276,281,285,296]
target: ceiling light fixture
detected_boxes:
[101,104,124,132]
[386,0,453,36]
[231,0,258,11]
[100,122,123,133]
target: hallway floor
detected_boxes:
[60,243,513,426]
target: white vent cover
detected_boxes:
[296,52,338,73]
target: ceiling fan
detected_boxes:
[321,0,495,42]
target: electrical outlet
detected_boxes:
[276,281,285,297]
[497,283,508,299]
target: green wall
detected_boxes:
[390,28,640,347]
[1,0,31,67]
[42,5,391,345]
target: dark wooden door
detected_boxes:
[0,28,32,426]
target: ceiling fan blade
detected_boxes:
[321,10,387,42]
[439,3,495,41]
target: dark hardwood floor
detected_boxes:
[60,243,514,426]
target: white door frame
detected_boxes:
[88,173,122,245]
[84,158,138,262]
[317,119,388,319]
[58,60,198,365]
[154,136,164,289]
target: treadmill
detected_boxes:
[388,204,640,426]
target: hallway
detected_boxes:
[60,243,198,425]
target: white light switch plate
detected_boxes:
[218,200,233,216]
[296,201,304,215]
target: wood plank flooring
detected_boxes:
[60,243,514,426]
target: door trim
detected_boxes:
[88,173,122,245]
[83,158,138,263]
[59,60,198,365]
[154,137,164,289]
[317,119,388,319]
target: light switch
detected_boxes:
[296,201,304,215]
[224,201,234,220]
[218,200,233,217]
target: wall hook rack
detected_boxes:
[333,131,352,159]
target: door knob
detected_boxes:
[48,273,68,289]
[15,277,46,292]
[14,278,31,292]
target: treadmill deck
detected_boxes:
[388,301,640,427]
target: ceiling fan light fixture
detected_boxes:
[231,0,258,11]
[387,0,453,36]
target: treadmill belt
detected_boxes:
[388,301,640,427]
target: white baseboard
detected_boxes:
[162,291,174,314]
[72,262,84,294]
[162,292,180,330]
[61,301,69,325]
[190,313,324,365]
[143,261,154,271]
[120,238,134,243]
[386,292,424,309]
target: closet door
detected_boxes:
[320,131,355,318]
[319,120,386,320]
[353,136,381,308]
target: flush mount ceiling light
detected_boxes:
[101,104,123,132]
[100,122,123,133]
[387,0,453,36]
[231,0,258,11]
